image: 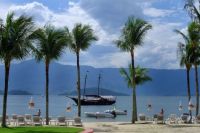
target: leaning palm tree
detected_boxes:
[120,65,151,93]
[30,25,68,125]
[115,16,152,123]
[175,22,200,116]
[0,12,34,127]
[68,23,97,117]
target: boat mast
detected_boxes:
[83,71,89,97]
[97,73,101,96]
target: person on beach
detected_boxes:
[160,108,164,115]
[111,110,116,118]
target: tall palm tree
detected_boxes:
[185,0,200,116]
[115,16,152,123]
[188,22,200,116]
[0,12,34,127]
[175,22,200,116]
[30,25,68,125]
[120,65,152,88]
[192,45,200,116]
[68,23,97,117]
[175,32,192,116]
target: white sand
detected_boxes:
[83,122,200,133]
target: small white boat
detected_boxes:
[85,112,114,118]
[104,109,127,115]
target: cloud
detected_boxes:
[0,0,189,69]
[134,21,184,69]
[1,1,116,45]
[77,0,188,69]
[0,3,10,20]
[79,0,148,33]
[9,2,53,26]
[0,1,120,67]
[143,7,175,17]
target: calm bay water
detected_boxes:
[0,95,198,122]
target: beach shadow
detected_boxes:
[93,128,112,132]
[167,124,200,128]
[101,124,113,127]
[96,124,119,132]
[117,122,133,125]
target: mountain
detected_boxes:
[60,88,129,96]
[8,90,32,95]
[0,59,198,96]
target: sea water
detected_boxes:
[0,95,197,122]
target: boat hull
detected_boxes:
[104,110,127,115]
[68,96,116,106]
[85,112,114,118]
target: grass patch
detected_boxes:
[0,127,83,133]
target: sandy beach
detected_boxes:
[83,122,200,133]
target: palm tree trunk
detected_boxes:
[131,50,137,123]
[45,60,49,125]
[2,61,10,127]
[76,52,81,117]
[186,68,192,116]
[195,64,199,116]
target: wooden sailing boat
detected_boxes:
[67,72,116,106]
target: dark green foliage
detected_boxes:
[120,65,152,88]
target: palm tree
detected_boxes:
[120,65,152,87]
[185,0,200,116]
[0,12,34,127]
[188,22,200,116]
[68,23,97,117]
[115,16,152,123]
[175,32,192,116]
[30,25,68,125]
[175,22,200,116]
[192,45,200,116]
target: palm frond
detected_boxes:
[135,66,152,85]
[30,24,68,63]
[177,42,187,67]
[120,64,152,88]
[0,12,34,62]
[120,67,132,88]
[174,29,189,44]
[185,0,200,21]
[115,16,152,52]
[68,23,97,54]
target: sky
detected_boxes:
[0,0,192,69]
